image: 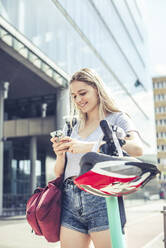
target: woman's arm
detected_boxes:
[51,131,143,160]
[56,136,96,154]
[122,131,143,157]
[54,154,66,177]
[50,137,70,177]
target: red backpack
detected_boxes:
[26,176,63,242]
[26,120,76,242]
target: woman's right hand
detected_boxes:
[50,137,72,157]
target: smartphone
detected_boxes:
[50,130,64,142]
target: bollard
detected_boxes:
[161,206,166,248]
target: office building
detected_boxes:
[153,76,166,187]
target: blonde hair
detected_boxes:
[69,68,121,129]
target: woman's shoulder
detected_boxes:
[107,111,136,133]
[106,111,125,121]
[107,111,132,126]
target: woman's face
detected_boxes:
[70,81,99,115]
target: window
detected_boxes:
[5,94,57,120]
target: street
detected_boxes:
[0,200,164,248]
[125,200,163,248]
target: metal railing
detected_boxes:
[2,193,30,216]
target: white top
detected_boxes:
[63,112,137,180]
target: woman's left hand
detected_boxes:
[60,136,94,154]
[123,131,143,157]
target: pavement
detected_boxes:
[0,199,165,248]
[125,199,164,248]
[142,233,163,248]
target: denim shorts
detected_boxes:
[61,178,109,234]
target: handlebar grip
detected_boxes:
[100,120,113,140]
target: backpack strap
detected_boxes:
[63,118,77,175]
[65,117,77,136]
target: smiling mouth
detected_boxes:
[78,103,87,108]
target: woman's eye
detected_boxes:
[80,92,86,96]
[72,92,86,100]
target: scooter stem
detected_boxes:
[106,197,126,248]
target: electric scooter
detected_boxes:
[74,120,160,248]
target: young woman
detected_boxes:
[50,68,143,248]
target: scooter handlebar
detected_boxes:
[100,120,113,141]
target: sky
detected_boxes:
[138,0,166,77]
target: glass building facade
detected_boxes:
[0,0,157,214]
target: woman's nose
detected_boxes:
[75,95,82,103]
